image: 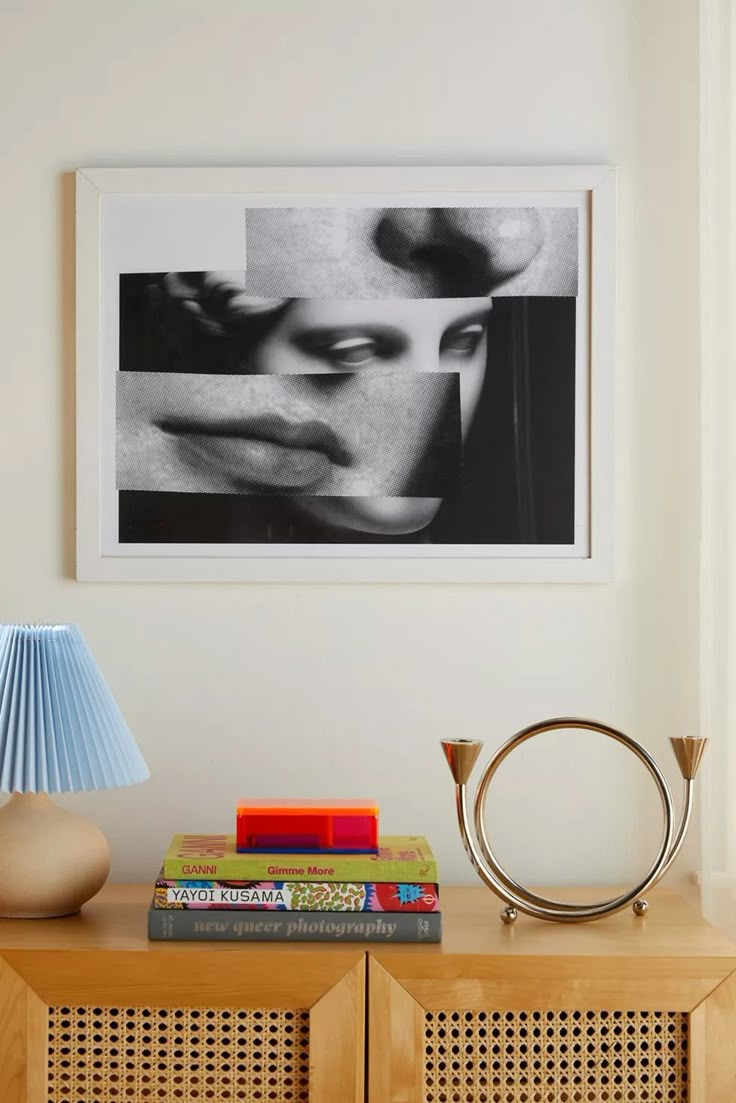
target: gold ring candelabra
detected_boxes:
[441,717,708,924]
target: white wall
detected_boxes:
[0,0,701,893]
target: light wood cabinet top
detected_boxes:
[0,883,732,962]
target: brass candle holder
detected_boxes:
[441,717,707,924]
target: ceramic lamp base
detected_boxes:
[0,792,110,918]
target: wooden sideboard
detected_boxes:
[0,884,734,1102]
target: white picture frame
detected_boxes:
[76,165,615,583]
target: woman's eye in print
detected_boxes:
[320,336,381,368]
[295,330,404,371]
[440,322,486,357]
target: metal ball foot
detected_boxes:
[500,906,518,925]
[632,899,648,917]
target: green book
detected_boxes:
[162,834,438,883]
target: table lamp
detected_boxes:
[0,624,150,918]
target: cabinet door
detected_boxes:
[368,954,736,1103]
[0,949,364,1103]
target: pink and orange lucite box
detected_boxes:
[236,799,379,854]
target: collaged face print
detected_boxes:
[116,205,578,545]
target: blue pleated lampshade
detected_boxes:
[0,624,150,793]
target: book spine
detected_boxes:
[148,907,442,943]
[162,856,438,882]
[153,881,440,912]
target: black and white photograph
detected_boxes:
[77,167,614,582]
[114,205,580,545]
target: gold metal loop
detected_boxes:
[442,718,706,924]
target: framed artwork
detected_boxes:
[75,165,615,582]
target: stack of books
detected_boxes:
[148,807,441,943]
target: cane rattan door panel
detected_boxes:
[1,952,364,1098]
[368,962,736,1103]
[46,1003,311,1102]
[421,1007,688,1102]
[369,886,736,1103]
[0,911,365,1103]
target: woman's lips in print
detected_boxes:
[157,413,353,490]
